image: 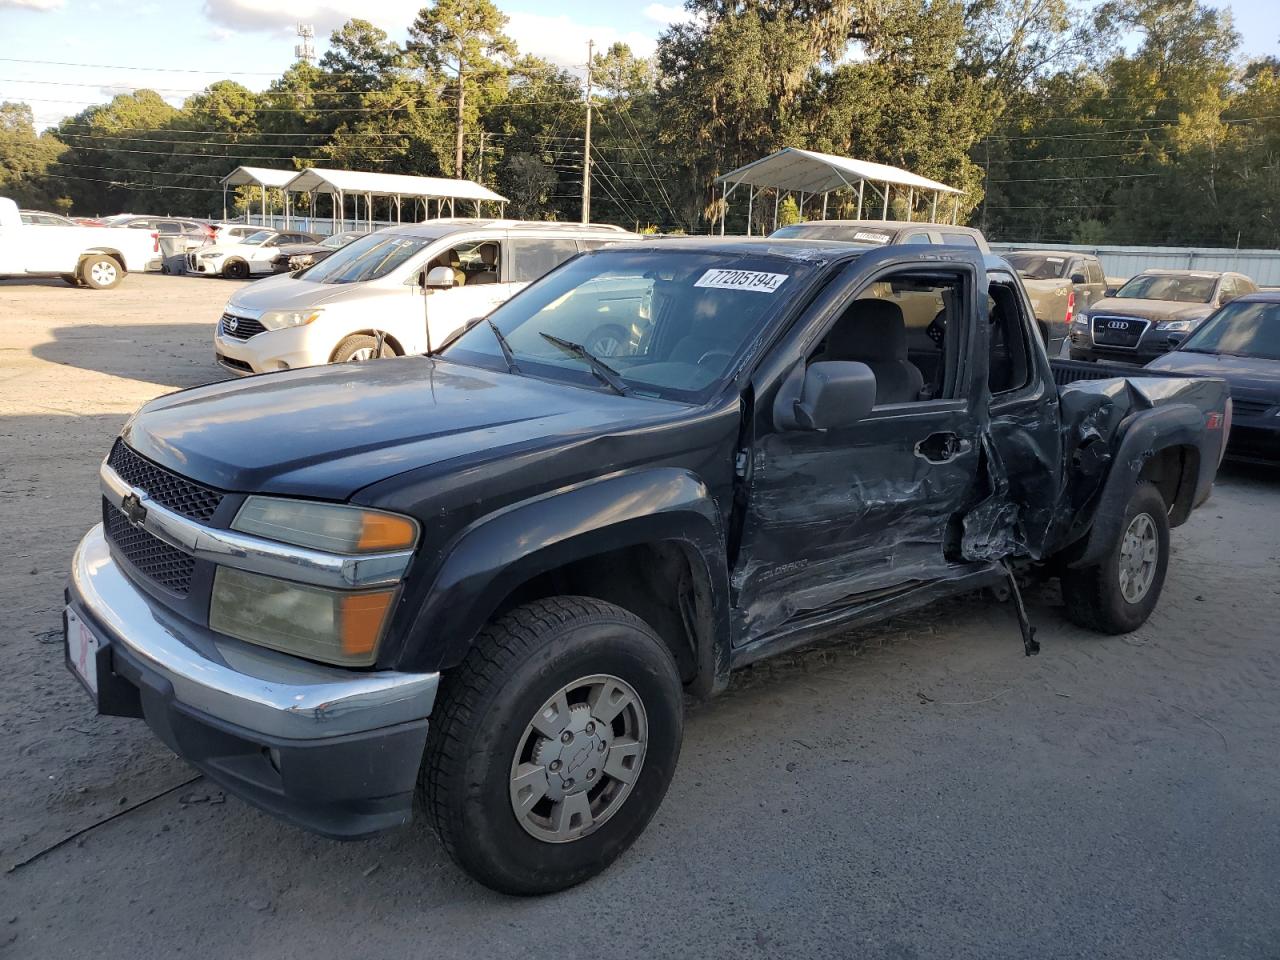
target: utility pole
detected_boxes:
[455,37,466,179]
[581,39,593,224]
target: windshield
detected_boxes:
[241,230,274,246]
[321,232,360,249]
[1116,274,1217,303]
[298,233,433,284]
[771,224,894,245]
[1005,253,1068,280]
[1179,301,1280,360]
[443,248,816,402]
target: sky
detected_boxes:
[0,0,1276,131]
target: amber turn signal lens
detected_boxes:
[357,512,418,552]
[339,590,396,659]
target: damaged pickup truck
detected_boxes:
[65,239,1230,895]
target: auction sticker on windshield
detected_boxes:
[695,269,788,293]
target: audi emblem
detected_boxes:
[1106,320,1129,330]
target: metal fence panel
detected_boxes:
[989,242,1280,286]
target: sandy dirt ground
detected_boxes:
[1,273,1278,959]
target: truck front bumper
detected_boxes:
[66,524,439,838]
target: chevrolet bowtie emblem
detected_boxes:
[121,492,148,526]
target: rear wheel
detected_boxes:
[79,255,122,290]
[222,258,250,280]
[421,597,683,895]
[1061,481,1169,634]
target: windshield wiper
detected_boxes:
[539,332,629,395]
[487,320,519,373]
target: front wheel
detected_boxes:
[331,334,394,363]
[79,255,122,290]
[222,258,250,280]
[421,597,683,895]
[1061,481,1170,634]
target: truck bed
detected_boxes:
[1050,357,1196,387]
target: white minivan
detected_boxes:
[214,220,639,374]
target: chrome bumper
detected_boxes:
[70,524,440,740]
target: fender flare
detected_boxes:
[1070,402,1206,568]
[397,467,732,695]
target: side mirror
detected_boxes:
[422,265,455,290]
[791,361,877,431]
[1103,287,1117,297]
[1070,272,1087,285]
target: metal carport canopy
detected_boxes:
[284,168,506,204]
[715,147,961,196]
[220,166,299,190]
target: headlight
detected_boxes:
[1155,320,1195,332]
[199,252,221,259]
[231,496,418,553]
[258,308,324,331]
[210,567,395,667]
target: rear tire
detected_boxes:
[1061,481,1169,634]
[79,255,122,290]
[222,258,250,280]
[421,597,683,895]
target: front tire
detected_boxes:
[1061,481,1170,634]
[222,258,250,280]
[331,334,393,363]
[421,597,683,895]
[79,255,122,290]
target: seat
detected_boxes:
[468,244,499,285]
[823,299,924,405]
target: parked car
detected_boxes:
[187,229,320,280]
[209,222,270,245]
[1069,269,1259,364]
[71,216,105,227]
[1003,250,1109,350]
[68,238,1229,896]
[0,196,159,288]
[1148,291,1280,463]
[20,209,80,227]
[105,215,215,243]
[214,220,639,374]
[771,219,990,251]
[269,230,365,273]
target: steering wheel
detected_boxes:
[696,349,733,366]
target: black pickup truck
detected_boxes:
[65,239,1230,895]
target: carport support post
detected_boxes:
[773,190,780,231]
[857,179,864,219]
[822,192,828,219]
[260,186,266,229]
[882,182,889,219]
[746,185,754,236]
[222,182,228,223]
[907,187,913,221]
[931,192,938,222]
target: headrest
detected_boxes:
[827,299,908,361]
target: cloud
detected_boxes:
[642,3,695,27]
[505,11,658,69]
[201,0,421,37]
[0,0,65,10]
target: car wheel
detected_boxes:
[222,259,250,280]
[421,597,683,895]
[331,334,394,363]
[584,324,629,357]
[1061,481,1170,634]
[79,255,122,290]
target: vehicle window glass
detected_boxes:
[510,238,580,282]
[127,221,152,229]
[157,222,181,235]
[901,233,933,245]
[1086,260,1105,284]
[809,269,965,405]
[423,240,501,286]
[987,281,1034,395]
[1180,300,1280,360]
[444,248,816,403]
[299,233,433,284]
[579,238,625,251]
[942,232,980,248]
[1005,253,1067,280]
[771,224,893,245]
[1116,274,1216,303]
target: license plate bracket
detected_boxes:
[65,606,102,697]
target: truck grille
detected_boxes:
[106,439,224,522]
[219,313,265,340]
[1231,397,1274,417]
[104,502,195,595]
[1090,315,1149,349]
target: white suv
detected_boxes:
[213,220,638,374]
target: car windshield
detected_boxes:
[1179,301,1280,360]
[1005,253,1068,280]
[298,233,434,284]
[1116,274,1216,303]
[443,247,816,402]
[241,231,274,246]
[321,232,360,249]
[771,224,894,245]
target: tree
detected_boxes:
[408,0,515,177]
[0,102,65,210]
[320,19,405,92]
[498,153,556,218]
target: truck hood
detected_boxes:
[224,273,360,316]
[121,357,682,500]
[1086,298,1213,323]
[1147,350,1280,395]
